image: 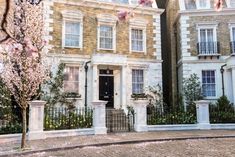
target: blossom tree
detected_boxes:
[0,0,48,149]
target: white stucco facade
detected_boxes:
[176,0,235,105]
[47,53,162,110]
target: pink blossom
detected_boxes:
[214,0,223,11]
[117,10,129,22]
[138,0,153,6]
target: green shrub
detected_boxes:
[44,109,93,130]
[0,123,22,134]
[209,96,235,123]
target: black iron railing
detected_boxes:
[106,109,134,133]
[209,105,235,123]
[147,106,196,125]
[230,41,235,54]
[197,42,220,55]
[44,106,93,130]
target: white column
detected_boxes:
[28,101,46,140]
[232,68,235,104]
[195,100,211,130]
[92,64,99,101]
[92,100,107,134]
[134,99,148,132]
[121,65,127,108]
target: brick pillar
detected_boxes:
[195,100,211,130]
[28,101,46,140]
[92,100,107,134]
[134,99,148,132]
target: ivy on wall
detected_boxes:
[42,63,81,109]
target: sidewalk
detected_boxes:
[0,130,235,156]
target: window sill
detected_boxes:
[131,50,146,53]
[63,46,82,49]
[98,48,115,51]
[198,54,220,57]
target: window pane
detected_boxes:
[231,0,235,7]
[232,28,235,41]
[131,29,144,51]
[202,70,216,97]
[100,25,113,49]
[199,28,216,54]
[65,22,80,47]
[184,0,196,9]
[132,69,144,94]
[199,0,207,8]
[64,66,79,93]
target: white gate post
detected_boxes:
[195,100,211,130]
[92,100,108,134]
[134,99,148,132]
[28,100,46,140]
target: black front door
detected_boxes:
[99,75,114,108]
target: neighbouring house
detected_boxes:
[43,0,164,110]
[165,0,235,107]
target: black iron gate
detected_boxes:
[106,109,134,133]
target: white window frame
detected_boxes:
[130,27,146,53]
[61,11,83,49]
[63,65,80,94]
[201,70,217,99]
[229,23,235,54]
[196,0,210,9]
[98,24,116,51]
[229,24,235,41]
[97,14,117,52]
[132,69,144,94]
[129,18,148,54]
[197,24,218,55]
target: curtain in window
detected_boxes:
[65,22,80,47]
[131,29,143,51]
[199,0,207,8]
[132,69,144,94]
[199,29,215,54]
[184,0,196,9]
[64,66,79,93]
[100,25,113,49]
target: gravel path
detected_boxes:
[17,138,235,157]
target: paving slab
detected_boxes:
[0,130,235,156]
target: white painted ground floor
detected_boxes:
[48,53,163,110]
[178,55,235,104]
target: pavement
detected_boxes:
[0,130,235,157]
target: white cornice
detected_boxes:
[54,0,165,15]
[178,8,235,16]
[174,8,235,25]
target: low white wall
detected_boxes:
[211,124,235,130]
[148,124,198,131]
[0,128,94,143]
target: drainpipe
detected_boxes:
[84,61,91,112]
[220,64,227,97]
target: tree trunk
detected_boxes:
[21,108,27,149]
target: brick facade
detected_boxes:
[50,2,157,60]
